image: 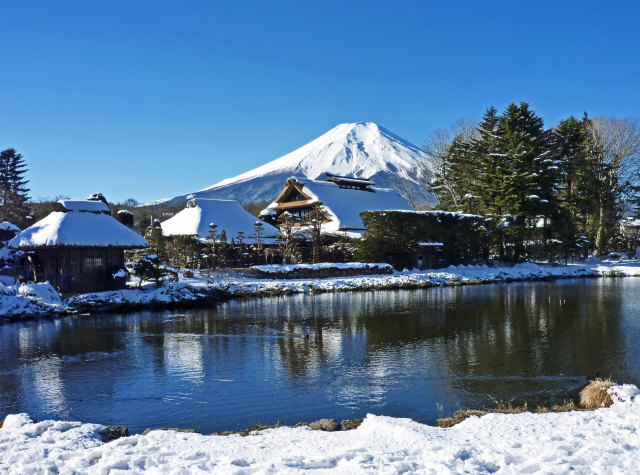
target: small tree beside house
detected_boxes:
[277,212,301,264]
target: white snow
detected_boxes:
[0,282,68,317]
[8,209,149,249]
[160,198,280,243]
[1,384,639,473]
[0,221,19,231]
[154,122,430,205]
[58,200,110,213]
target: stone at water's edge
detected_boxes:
[308,418,340,431]
[99,425,129,442]
[340,419,363,430]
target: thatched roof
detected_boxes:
[8,200,148,249]
[161,199,280,243]
[268,177,413,236]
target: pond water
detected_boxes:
[2,278,640,434]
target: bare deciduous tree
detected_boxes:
[420,118,478,209]
[389,176,431,210]
[586,117,640,254]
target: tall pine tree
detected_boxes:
[0,148,30,226]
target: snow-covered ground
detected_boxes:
[0,281,68,317]
[3,259,640,319]
[2,384,639,473]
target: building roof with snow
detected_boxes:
[160,199,280,243]
[0,222,20,232]
[8,200,148,249]
[264,176,414,236]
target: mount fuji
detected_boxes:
[154,122,429,206]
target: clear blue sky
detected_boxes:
[1,0,639,204]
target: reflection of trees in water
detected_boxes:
[0,315,131,419]
[432,281,636,406]
[436,282,628,379]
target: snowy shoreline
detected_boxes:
[2,384,639,473]
[2,259,640,319]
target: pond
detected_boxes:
[1,278,639,434]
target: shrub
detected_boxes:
[355,210,489,269]
[130,255,178,287]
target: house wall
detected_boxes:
[33,248,126,293]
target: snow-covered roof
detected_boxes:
[287,177,413,235]
[8,206,149,249]
[161,199,280,243]
[0,222,19,232]
[117,210,134,216]
[58,200,110,213]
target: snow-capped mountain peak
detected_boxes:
[156,122,427,205]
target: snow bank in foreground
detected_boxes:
[2,385,639,473]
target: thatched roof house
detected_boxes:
[262,175,413,237]
[161,198,280,244]
[9,199,148,293]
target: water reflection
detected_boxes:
[1,279,639,433]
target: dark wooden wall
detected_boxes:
[32,247,126,293]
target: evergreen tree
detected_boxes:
[0,148,30,226]
[206,223,219,269]
[494,103,556,260]
[449,103,557,261]
[253,221,264,264]
[552,116,598,254]
[146,220,168,261]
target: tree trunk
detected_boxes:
[595,202,606,256]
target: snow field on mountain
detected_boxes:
[2,384,639,474]
[158,122,429,204]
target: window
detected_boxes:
[83,257,104,272]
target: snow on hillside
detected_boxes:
[154,122,429,205]
[2,384,639,473]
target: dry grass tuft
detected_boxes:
[436,399,579,428]
[579,378,614,409]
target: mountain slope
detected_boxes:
[156,122,428,206]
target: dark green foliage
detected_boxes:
[0,148,30,227]
[114,210,134,227]
[168,234,201,269]
[130,255,178,287]
[354,211,488,269]
[145,222,168,261]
